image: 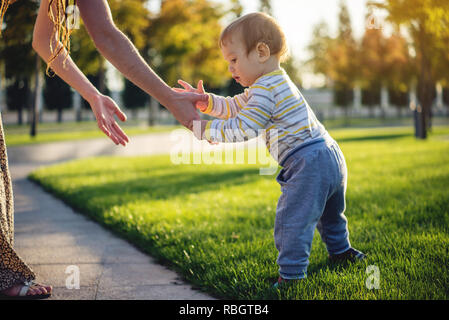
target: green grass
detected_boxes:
[5,116,449,147]
[29,126,449,299]
[4,120,181,146]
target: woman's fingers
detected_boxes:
[105,122,125,146]
[183,91,209,103]
[115,107,127,122]
[99,118,120,145]
[111,122,129,144]
[97,118,111,138]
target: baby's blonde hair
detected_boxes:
[219,12,288,62]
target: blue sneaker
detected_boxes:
[328,247,366,263]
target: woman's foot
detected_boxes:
[0,282,52,298]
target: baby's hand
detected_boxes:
[174,79,209,112]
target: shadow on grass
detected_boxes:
[32,166,265,210]
[336,132,411,143]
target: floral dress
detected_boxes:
[0,113,35,291]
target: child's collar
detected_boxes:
[253,68,285,83]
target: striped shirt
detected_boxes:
[203,68,329,163]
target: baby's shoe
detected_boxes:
[272,276,301,289]
[328,247,366,263]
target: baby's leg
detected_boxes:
[316,143,351,255]
[274,149,331,280]
[316,187,351,255]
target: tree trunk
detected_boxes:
[380,85,389,120]
[415,26,435,139]
[73,91,82,122]
[417,79,433,139]
[98,60,106,94]
[30,54,41,137]
[148,97,159,126]
[57,107,63,123]
[17,106,23,125]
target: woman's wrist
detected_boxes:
[85,89,103,108]
[159,88,180,111]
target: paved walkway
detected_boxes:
[8,131,226,300]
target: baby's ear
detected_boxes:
[256,42,271,62]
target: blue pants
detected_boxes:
[275,137,351,279]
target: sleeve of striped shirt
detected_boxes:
[202,90,249,120]
[204,86,274,143]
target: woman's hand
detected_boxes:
[165,89,208,131]
[89,94,129,146]
[174,80,209,112]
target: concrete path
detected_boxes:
[8,131,227,300]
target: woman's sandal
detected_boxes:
[0,280,52,300]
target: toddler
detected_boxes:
[177,12,365,287]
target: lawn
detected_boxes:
[5,116,448,147]
[3,120,180,146]
[29,126,449,299]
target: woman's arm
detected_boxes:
[76,0,203,130]
[32,0,129,146]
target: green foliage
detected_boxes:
[258,0,273,16]
[29,126,449,299]
[71,0,151,76]
[6,78,30,111]
[0,0,38,79]
[43,75,73,111]
[307,1,417,109]
[310,1,358,107]
[122,78,149,110]
[306,21,332,86]
[370,0,449,137]
[281,55,302,87]
[147,0,229,87]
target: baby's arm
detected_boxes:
[195,86,275,143]
[175,79,248,120]
[203,90,249,120]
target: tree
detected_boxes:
[383,33,415,116]
[359,24,384,115]
[71,0,151,116]
[5,79,31,125]
[147,0,228,88]
[122,78,148,119]
[358,20,413,117]
[306,2,359,111]
[306,21,333,87]
[371,0,449,138]
[281,55,302,87]
[43,74,73,122]
[327,1,358,112]
[229,0,243,18]
[0,0,39,127]
[259,0,273,16]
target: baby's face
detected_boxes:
[221,35,265,87]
